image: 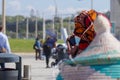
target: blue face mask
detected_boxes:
[75,36,81,46]
[69,36,81,46]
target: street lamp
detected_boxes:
[54,0,57,17]
[2,0,6,34]
[52,0,58,30]
[43,15,46,40]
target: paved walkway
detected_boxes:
[7,53,59,80]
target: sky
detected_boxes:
[0,0,110,18]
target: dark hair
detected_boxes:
[0,25,3,31]
[36,37,39,40]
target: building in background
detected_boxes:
[110,0,120,39]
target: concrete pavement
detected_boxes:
[7,53,59,80]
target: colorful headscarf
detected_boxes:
[74,10,97,50]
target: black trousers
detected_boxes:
[0,53,5,69]
[43,45,51,67]
[35,49,41,60]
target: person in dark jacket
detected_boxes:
[43,36,57,68]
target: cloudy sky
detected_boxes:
[0,0,110,18]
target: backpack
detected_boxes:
[33,44,37,49]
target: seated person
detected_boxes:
[66,10,97,58]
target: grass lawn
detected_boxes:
[9,38,64,53]
[9,39,35,53]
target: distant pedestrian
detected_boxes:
[43,36,57,68]
[0,25,11,69]
[33,36,42,60]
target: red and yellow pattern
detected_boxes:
[74,10,97,51]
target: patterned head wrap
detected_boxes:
[74,10,97,50]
